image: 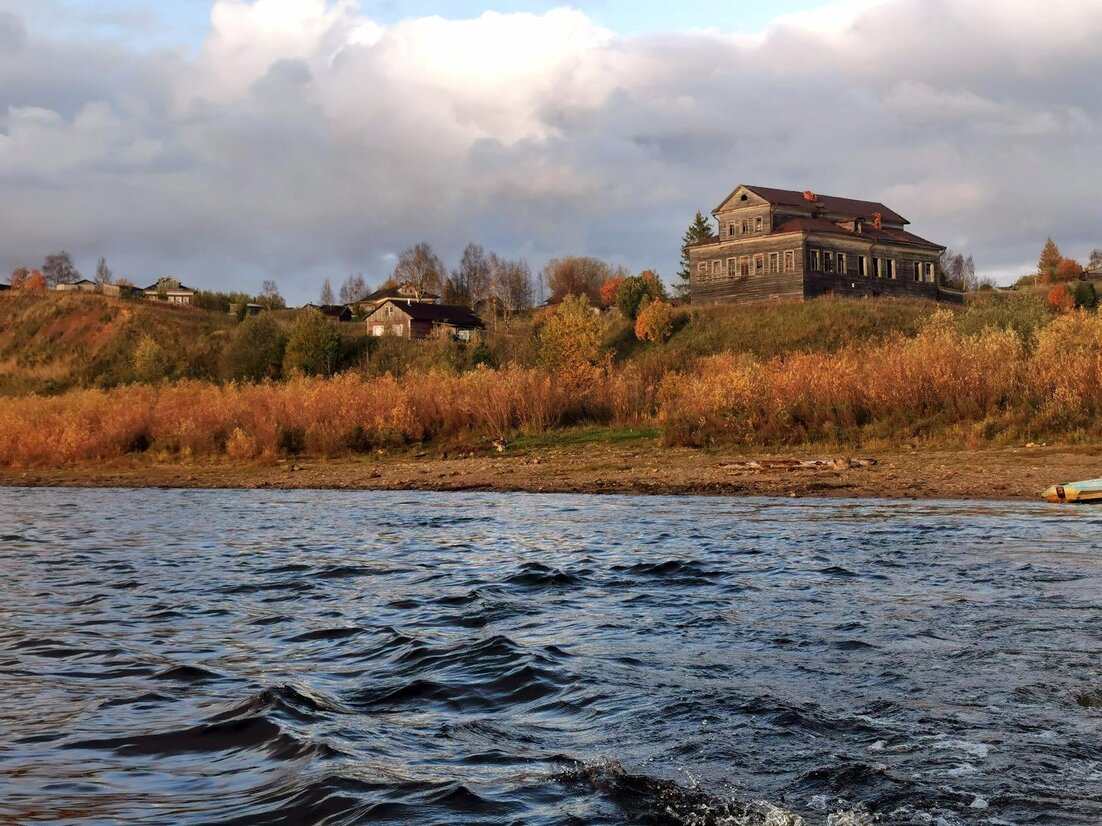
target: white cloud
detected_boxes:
[1,0,1101,300]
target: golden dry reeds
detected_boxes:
[4,308,1102,467]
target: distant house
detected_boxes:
[687,184,955,304]
[1085,264,1102,281]
[365,299,484,341]
[306,303,354,322]
[355,282,439,314]
[0,283,10,292]
[54,279,98,293]
[143,276,196,305]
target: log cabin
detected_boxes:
[687,185,960,304]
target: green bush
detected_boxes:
[221,314,285,382]
[1073,281,1097,309]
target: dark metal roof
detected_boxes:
[725,185,909,226]
[308,304,353,318]
[378,300,484,328]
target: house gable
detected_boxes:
[714,185,769,214]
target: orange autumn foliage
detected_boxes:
[599,277,624,308]
[1047,284,1074,313]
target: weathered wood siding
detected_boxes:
[689,234,807,304]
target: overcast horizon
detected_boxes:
[1,0,1099,304]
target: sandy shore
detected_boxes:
[1,442,1098,500]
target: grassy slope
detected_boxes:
[0,292,236,395]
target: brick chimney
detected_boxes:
[803,190,817,202]
[872,211,883,230]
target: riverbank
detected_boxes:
[1,441,1097,500]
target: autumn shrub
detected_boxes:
[1073,281,1097,309]
[132,334,171,383]
[1047,284,1075,314]
[283,308,339,377]
[634,300,674,343]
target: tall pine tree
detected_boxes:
[676,211,714,300]
[1038,237,1062,283]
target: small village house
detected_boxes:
[306,303,354,322]
[143,276,196,305]
[54,279,99,293]
[365,299,484,340]
[355,282,439,315]
[687,185,957,304]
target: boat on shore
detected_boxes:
[1042,478,1102,503]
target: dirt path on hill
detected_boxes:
[2,443,1099,501]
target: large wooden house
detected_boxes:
[687,185,958,304]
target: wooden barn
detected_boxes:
[687,185,960,304]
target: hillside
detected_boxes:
[0,289,1055,398]
[0,292,236,395]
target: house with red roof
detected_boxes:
[686,185,958,303]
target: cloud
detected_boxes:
[0,0,1100,300]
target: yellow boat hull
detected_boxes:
[1042,479,1102,503]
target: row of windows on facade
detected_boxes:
[724,216,768,237]
[697,250,936,282]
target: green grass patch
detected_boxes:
[508,425,660,452]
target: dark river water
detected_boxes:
[1,489,1100,825]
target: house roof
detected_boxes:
[688,216,944,250]
[359,284,440,303]
[721,185,908,226]
[310,304,352,318]
[378,300,484,328]
[686,235,720,249]
[143,278,194,292]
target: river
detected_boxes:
[1,489,1100,824]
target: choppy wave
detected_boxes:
[2,489,1101,824]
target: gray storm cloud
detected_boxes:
[0,0,1099,302]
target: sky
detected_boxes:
[0,0,1100,304]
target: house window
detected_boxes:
[386,305,394,316]
[697,262,707,277]
[838,253,847,275]
[392,324,404,336]
[824,251,834,273]
[755,216,763,233]
[874,258,882,278]
[372,324,385,336]
[728,223,735,237]
[754,254,765,273]
[858,255,867,277]
[711,260,721,276]
[926,262,936,283]
[739,256,750,277]
[769,252,779,273]
[784,250,795,272]
[726,257,736,275]
[887,259,896,279]
[913,261,922,282]
[741,219,749,234]
[810,249,821,271]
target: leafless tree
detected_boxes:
[339,273,368,305]
[42,251,80,287]
[259,279,284,310]
[94,257,113,285]
[392,242,445,299]
[320,278,336,305]
[540,256,613,303]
